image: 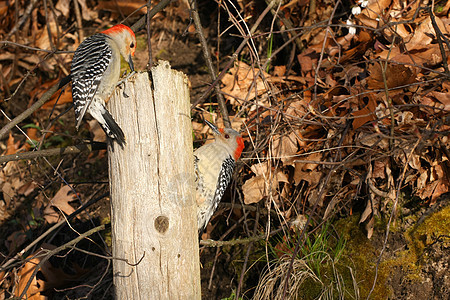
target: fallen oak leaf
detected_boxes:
[43,186,78,223]
[242,170,288,204]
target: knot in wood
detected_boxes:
[155,215,169,233]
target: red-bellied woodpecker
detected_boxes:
[71,24,136,147]
[195,120,245,234]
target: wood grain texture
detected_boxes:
[107,61,200,299]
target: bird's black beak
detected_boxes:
[128,55,134,72]
[205,120,221,135]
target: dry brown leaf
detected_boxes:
[5,133,20,155]
[273,65,286,77]
[406,16,448,50]
[367,62,416,90]
[271,132,298,165]
[14,256,47,299]
[88,120,107,142]
[372,159,387,178]
[6,230,27,253]
[43,186,77,223]
[250,162,270,176]
[77,0,96,21]
[221,61,270,104]
[41,86,72,109]
[294,152,322,174]
[351,95,377,130]
[35,14,59,50]
[31,78,73,109]
[242,170,288,204]
[96,0,147,17]
[55,0,70,18]
[377,44,442,66]
[297,48,316,73]
[293,169,322,187]
[242,175,266,204]
[430,179,450,204]
[360,199,373,224]
[14,244,84,298]
[361,0,392,19]
[365,215,375,239]
[430,91,450,111]
[22,127,39,151]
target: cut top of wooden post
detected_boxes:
[107,61,201,299]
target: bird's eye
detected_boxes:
[224,134,230,139]
[130,42,135,48]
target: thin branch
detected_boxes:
[19,224,106,299]
[0,75,71,140]
[0,143,104,164]
[6,0,39,39]
[189,0,230,127]
[146,0,153,70]
[236,209,260,298]
[73,0,84,42]
[0,192,109,271]
[131,0,171,32]
[191,0,278,109]
[200,233,264,247]
[428,6,450,77]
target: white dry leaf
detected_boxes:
[289,214,308,231]
[352,6,362,15]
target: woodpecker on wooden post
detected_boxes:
[71,24,136,147]
[195,120,244,235]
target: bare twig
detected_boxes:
[236,209,260,299]
[0,41,73,53]
[191,0,278,109]
[0,192,108,271]
[6,0,39,39]
[0,75,71,140]
[146,0,153,70]
[428,6,450,77]
[19,224,106,299]
[189,0,230,127]
[43,0,56,51]
[130,0,171,32]
[367,137,422,299]
[0,143,104,164]
[73,0,84,42]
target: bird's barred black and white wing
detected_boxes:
[211,156,235,214]
[71,33,112,128]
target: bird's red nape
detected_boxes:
[234,136,244,160]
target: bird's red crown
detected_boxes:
[101,24,135,38]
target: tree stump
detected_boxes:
[107,61,200,299]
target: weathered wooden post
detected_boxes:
[107,61,201,298]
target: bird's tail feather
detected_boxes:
[101,109,126,148]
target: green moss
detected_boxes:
[335,215,392,299]
[413,206,450,241]
[407,205,450,265]
[135,35,147,52]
